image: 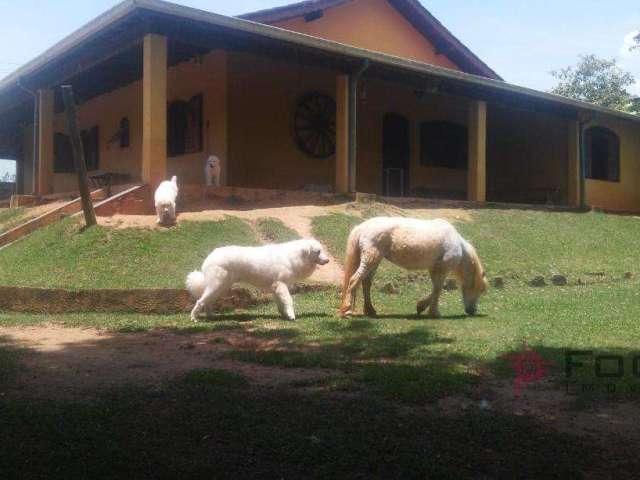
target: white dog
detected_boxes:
[186,239,330,321]
[154,176,178,225]
[205,155,221,187]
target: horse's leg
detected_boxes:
[362,263,381,317]
[340,247,382,316]
[417,269,447,318]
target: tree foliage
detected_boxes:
[550,54,636,112]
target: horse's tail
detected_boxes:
[340,225,362,310]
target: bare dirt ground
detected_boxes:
[0,325,332,400]
[2,323,638,448]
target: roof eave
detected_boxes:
[0,0,638,125]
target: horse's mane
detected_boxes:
[462,241,486,291]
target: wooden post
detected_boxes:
[467,100,487,202]
[61,85,97,228]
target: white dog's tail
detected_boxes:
[186,271,206,298]
[171,175,177,185]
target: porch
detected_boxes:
[0,6,615,210]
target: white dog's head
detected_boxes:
[206,155,219,169]
[304,239,330,266]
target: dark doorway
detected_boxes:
[382,113,410,197]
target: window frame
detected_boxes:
[584,126,620,183]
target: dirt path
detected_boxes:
[1,325,333,400]
[100,205,347,285]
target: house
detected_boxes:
[0,0,639,210]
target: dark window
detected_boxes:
[419,121,468,170]
[119,117,130,148]
[167,94,203,156]
[585,127,619,182]
[54,126,100,173]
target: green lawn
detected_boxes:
[0,216,258,289]
[2,204,640,477]
[255,217,301,243]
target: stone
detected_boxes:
[529,276,546,287]
[444,279,458,291]
[551,274,568,286]
[490,277,505,289]
[380,282,400,295]
[624,272,634,280]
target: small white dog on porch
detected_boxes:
[205,155,221,187]
[154,175,179,225]
[186,239,330,321]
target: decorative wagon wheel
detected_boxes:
[294,92,337,159]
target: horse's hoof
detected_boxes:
[337,309,353,318]
[364,307,377,318]
[416,302,429,315]
[426,311,441,319]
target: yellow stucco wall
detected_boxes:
[356,78,469,195]
[585,116,640,211]
[272,0,460,71]
[49,80,144,193]
[227,52,337,190]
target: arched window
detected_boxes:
[585,127,619,182]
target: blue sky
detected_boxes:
[1,0,639,177]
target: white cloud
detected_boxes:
[618,30,640,96]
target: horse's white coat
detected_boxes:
[340,217,487,318]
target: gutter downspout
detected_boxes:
[348,59,369,193]
[16,78,39,196]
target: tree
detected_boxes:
[549,54,636,112]
[1,172,15,183]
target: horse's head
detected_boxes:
[461,242,488,316]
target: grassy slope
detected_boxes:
[0,207,26,234]
[255,217,300,243]
[313,208,640,280]
[0,217,258,289]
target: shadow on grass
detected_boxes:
[1,332,640,477]
[197,312,332,323]
[0,360,635,479]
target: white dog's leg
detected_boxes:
[155,205,163,224]
[190,280,231,322]
[272,282,295,321]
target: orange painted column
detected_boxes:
[567,120,581,207]
[142,34,168,186]
[467,100,487,202]
[37,88,54,196]
[335,74,349,193]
